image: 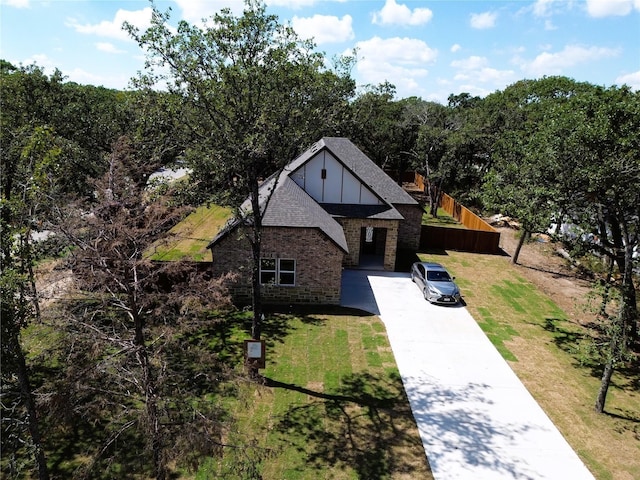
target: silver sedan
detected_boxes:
[411,262,462,305]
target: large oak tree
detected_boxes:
[126,0,355,347]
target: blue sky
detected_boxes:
[2,0,639,102]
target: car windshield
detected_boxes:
[427,270,451,282]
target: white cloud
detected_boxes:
[96,42,125,54]
[291,14,354,44]
[267,0,319,8]
[451,55,488,71]
[351,36,436,94]
[66,8,153,42]
[521,45,620,76]
[65,67,133,90]
[450,44,461,53]
[2,0,30,8]
[470,11,497,29]
[451,56,515,84]
[174,0,244,22]
[586,0,640,17]
[355,36,437,66]
[13,53,55,70]
[616,70,640,90]
[532,0,555,17]
[372,0,433,26]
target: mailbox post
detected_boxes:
[244,339,266,370]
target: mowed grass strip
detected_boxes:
[422,207,466,229]
[213,310,433,480]
[147,204,231,261]
[418,250,640,480]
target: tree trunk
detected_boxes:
[141,347,164,480]
[512,228,529,265]
[620,235,638,343]
[594,358,614,413]
[427,180,442,218]
[595,276,628,413]
[13,335,49,480]
[248,174,263,378]
[131,274,165,480]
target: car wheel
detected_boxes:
[411,273,415,283]
[423,288,429,301]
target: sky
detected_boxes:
[1,0,639,103]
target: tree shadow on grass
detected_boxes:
[543,317,640,402]
[175,308,332,369]
[266,371,433,479]
[543,317,588,354]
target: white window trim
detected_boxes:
[260,258,296,286]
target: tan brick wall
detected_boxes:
[395,204,423,251]
[210,226,343,304]
[337,218,399,270]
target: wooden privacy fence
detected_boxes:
[420,225,501,254]
[415,174,501,254]
[439,192,496,233]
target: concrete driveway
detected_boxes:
[341,269,594,480]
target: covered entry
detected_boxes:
[359,226,386,269]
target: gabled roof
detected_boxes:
[285,137,418,207]
[263,176,348,252]
[209,137,415,252]
[208,174,348,253]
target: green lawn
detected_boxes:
[421,207,465,228]
[199,308,433,480]
[147,204,232,261]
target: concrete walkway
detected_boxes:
[341,269,594,480]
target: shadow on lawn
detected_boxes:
[265,371,433,479]
[543,317,640,398]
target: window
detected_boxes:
[260,258,295,286]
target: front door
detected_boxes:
[360,227,386,268]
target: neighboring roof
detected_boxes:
[285,137,418,207]
[208,175,349,253]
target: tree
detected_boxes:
[482,77,593,263]
[125,0,355,352]
[1,61,134,198]
[482,77,638,410]
[53,137,234,478]
[543,85,639,411]
[0,126,60,480]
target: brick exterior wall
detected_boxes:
[337,218,399,270]
[210,226,344,305]
[395,204,423,251]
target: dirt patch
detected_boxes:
[495,227,595,324]
[35,259,74,309]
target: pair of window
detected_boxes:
[260,258,295,286]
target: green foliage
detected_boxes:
[126,1,355,206]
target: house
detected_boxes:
[208,137,422,305]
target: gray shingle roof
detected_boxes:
[263,176,349,252]
[209,137,415,252]
[208,174,348,252]
[286,137,418,206]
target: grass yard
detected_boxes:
[147,204,232,261]
[418,250,640,480]
[421,207,465,228]
[200,308,433,480]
